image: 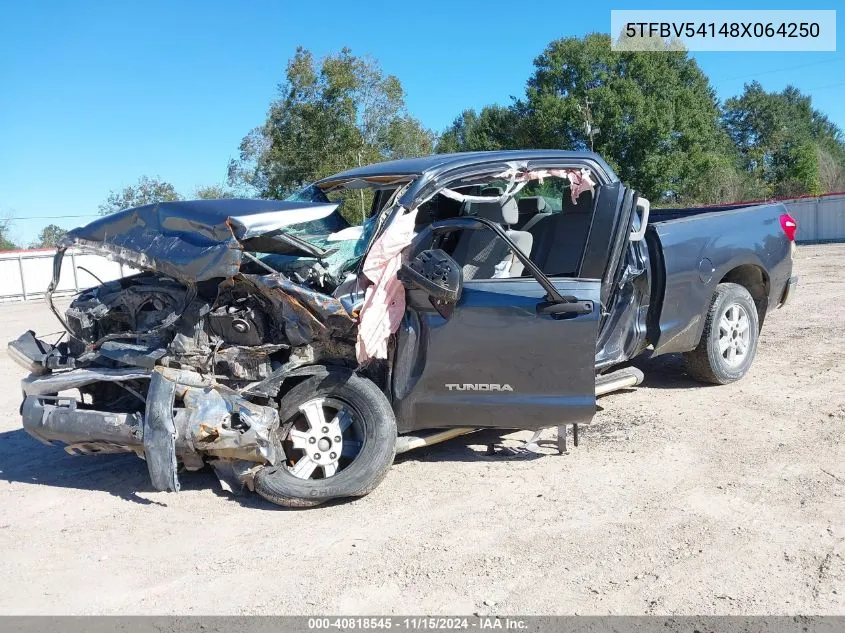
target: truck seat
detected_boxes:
[450,198,533,280]
[515,197,549,230]
[524,206,591,277]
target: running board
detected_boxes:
[595,366,644,396]
[395,427,476,455]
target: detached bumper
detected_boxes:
[779,275,799,307]
[20,364,282,492]
[23,395,144,452]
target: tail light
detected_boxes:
[780,213,797,241]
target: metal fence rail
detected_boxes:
[0,249,133,303]
[783,194,845,243]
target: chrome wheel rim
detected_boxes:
[283,397,364,479]
[718,302,751,368]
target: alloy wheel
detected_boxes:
[283,397,364,479]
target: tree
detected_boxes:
[99,175,181,215]
[0,218,18,251]
[437,106,525,153]
[31,224,67,249]
[519,33,733,202]
[228,47,433,221]
[680,152,768,205]
[193,184,236,199]
[818,146,845,193]
[723,82,845,197]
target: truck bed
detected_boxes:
[646,201,795,356]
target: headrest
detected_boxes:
[462,197,519,225]
[481,187,504,197]
[517,196,548,216]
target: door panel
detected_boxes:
[393,277,600,433]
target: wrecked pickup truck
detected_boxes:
[9,151,798,507]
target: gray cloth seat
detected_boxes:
[450,198,533,280]
[515,196,549,230]
[524,206,592,277]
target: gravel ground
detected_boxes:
[0,244,842,615]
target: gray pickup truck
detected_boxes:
[9,151,798,507]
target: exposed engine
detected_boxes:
[63,264,354,391]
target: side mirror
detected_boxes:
[399,249,462,317]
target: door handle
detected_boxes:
[536,300,594,317]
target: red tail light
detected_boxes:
[780,213,797,241]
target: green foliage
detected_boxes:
[678,152,768,205]
[723,82,845,197]
[193,184,236,199]
[521,33,733,203]
[438,106,525,153]
[786,142,823,197]
[0,219,19,251]
[228,47,433,223]
[437,35,845,203]
[437,34,734,203]
[99,175,181,215]
[97,39,845,231]
[30,224,67,249]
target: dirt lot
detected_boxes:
[0,244,842,615]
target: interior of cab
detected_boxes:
[415,175,596,281]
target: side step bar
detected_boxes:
[395,427,476,455]
[596,366,645,396]
[395,366,646,455]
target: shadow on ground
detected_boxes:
[0,425,547,510]
[630,353,712,391]
[0,427,219,506]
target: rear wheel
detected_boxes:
[684,282,760,385]
[254,368,396,508]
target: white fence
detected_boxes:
[0,249,134,303]
[783,193,845,243]
[2,193,844,302]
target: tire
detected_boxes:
[683,282,760,385]
[254,368,397,508]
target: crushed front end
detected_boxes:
[10,199,364,493]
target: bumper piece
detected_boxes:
[779,275,798,307]
[22,395,144,451]
[21,366,282,493]
[145,370,179,492]
[8,331,75,375]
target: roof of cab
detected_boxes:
[314,150,619,187]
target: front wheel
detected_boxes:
[683,282,760,385]
[254,368,397,508]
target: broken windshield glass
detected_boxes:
[277,179,410,279]
[256,213,378,279]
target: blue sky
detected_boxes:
[1,0,843,244]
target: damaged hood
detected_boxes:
[62,199,340,282]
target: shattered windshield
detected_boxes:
[251,184,379,278]
[267,176,412,279]
[265,212,377,279]
[286,183,333,205]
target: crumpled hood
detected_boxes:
[62,198,339,282]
